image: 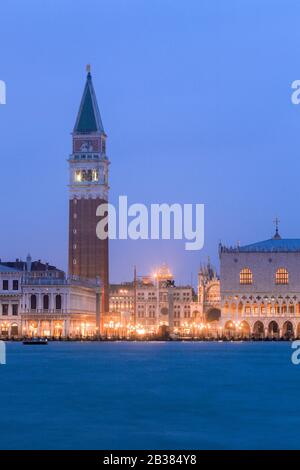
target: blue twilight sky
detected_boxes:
[1,0,300,285]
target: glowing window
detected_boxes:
[92,169,99,181]
[240,268,253,285]
[75,170,82,182]
[275,268,289,285]
[74,169,99,182]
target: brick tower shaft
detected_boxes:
[68,68,109,312]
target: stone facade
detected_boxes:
[219,232,300,338]
[106,265,195,337]
[190,261,221,337]
[21,278,98,338]
[0,265,22,337]
[0,258,99,339]
[197,261,220,321]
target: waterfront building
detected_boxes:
[0,256,98,339]
[0,264,22,337]
[68,66,110,312]
[106,265,195,337]
[21,276,97,338]
[197,260,221,322]
[0,259,195,339]
[190,260,221,337]
[219,227,300,338]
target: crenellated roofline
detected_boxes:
[219,238,300,254]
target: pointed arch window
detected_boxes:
[240,268,253,285]
[276,268,289,285]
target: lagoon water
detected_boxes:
[0,341,299,449]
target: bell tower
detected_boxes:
[68,66,109,311]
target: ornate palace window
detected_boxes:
[43,295,49,310]
[240,268,253,285]
[30,294,37,310]
[56,295,62,311]
[275,268,289,285]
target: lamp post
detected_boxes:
[218,325,223,340]
[96,276,103,340]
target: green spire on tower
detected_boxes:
[73,65,105,134]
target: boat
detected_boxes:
[23,338,48,345]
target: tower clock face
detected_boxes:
[80,141,94,152]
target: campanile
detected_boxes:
[68,66,109,311]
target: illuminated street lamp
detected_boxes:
[218,326,223,339]
[136,327,146,337]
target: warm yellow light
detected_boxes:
[75,171,82,182]
[92,169,99,182]
[136,328,146,335]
